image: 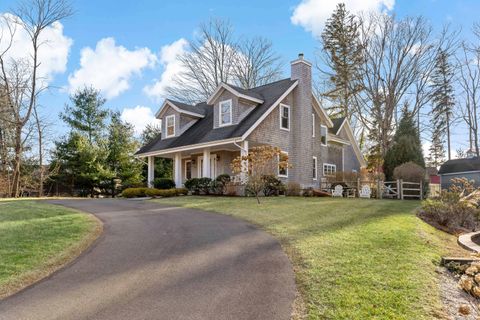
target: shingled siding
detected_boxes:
[212,90,256,129]
[247,94,293,183]
[161,107,180,139]
[337,125,361,173]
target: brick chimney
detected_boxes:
[290,53,313,187]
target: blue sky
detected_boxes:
[1,0,479,153]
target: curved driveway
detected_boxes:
[0,199,296,320]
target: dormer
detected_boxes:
[155,100,205,139]
[207,83,264,129]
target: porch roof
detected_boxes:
[136,78,297,157]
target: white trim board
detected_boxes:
[156,100,205,119]
[207,83,264,105]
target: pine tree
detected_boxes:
[320,3,363,119]
[105,112,143,197]
[430,50,455,160]
[61,87,109,145]
[384,108,425,180]
[426,132,445,168]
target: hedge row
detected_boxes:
[121,187,188,198]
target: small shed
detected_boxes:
[438,157,480,189]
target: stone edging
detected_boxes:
[458,231,480,253]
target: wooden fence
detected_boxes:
[320,179,424,200]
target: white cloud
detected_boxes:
[291,0,395,37]
[68,38,157,99]
[0,13,72,84]
[143,38,188,100]
[120,105,161,135]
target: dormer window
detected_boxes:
[219,99,232,126]
[165,115,175,138]
[280,104,290,131]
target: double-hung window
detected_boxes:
[280,104,290,131]
[320,125,327,146]
[312,113,315,137]
[219,100,232,126]
[323,163,336,177]
[313,156,318,180]
[165,115,175,138]
[278,152,288,177]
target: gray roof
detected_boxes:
[438,157,480,174]
[227,84,264,101]
[136,78,297,155]
[166,99,208,116]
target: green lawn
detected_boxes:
[155,196,464,320]
[0,200,101,298]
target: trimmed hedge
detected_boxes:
[153,178,176,190]
[122,187,187,198]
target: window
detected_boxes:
[185,160,192,180]
[219,100,232,126]
[320,125,327,146]
[280,104,290,131]
[323,163,336,177]
[166,115,175,138]
[278,151,288,177]
[312,113,315,137]
[313,156,318,180]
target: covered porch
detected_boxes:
[145,140,250,187]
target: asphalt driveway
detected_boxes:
[0,199,296,320]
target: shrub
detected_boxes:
[285,182,301,196]
[225,181,240,196]
[197,177,213,194]
[176,188,188,195]
[122,187,148,198]
[262,175,284,196]
[213,174,231,195]
[419,178,480,233]
[184,178,200,194]
[393,162,425,182]
[153,178,176,190]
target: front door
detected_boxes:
[198,154,217,179]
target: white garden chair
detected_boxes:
[359,185,371,198]
[332,185,344,197]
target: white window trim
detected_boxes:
[323,163,336,177]
[278,151,289,178]
[320,125,328,146]
[184,160,192,180]
[312,113,315,138]
[219,99,233,127]
[313,156,318,180]
[279,104,290,131]
[165,114,175,138]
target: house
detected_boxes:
[136,54,366,189]
[438,157,480,189]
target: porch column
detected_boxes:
[147,156,155,188]
[174,153,182,187]
[203,148,211,178]
[240,140,249,183]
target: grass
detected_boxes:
[155,196,466,320]
[0,200,101,298]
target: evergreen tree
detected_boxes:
[61,87,109,145]
[426,132,445,168]
[384,108,425,180]
[105,112,143,196]
[430,50,455,160]
[320,3,363,119]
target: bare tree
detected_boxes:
[0,0,73,197]
[233,37,282,89]
[355,13,435,158]
[457,38,480,157]
[167,19,283,104]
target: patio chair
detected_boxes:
[359,185,371,198]
[332,185,343,197]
